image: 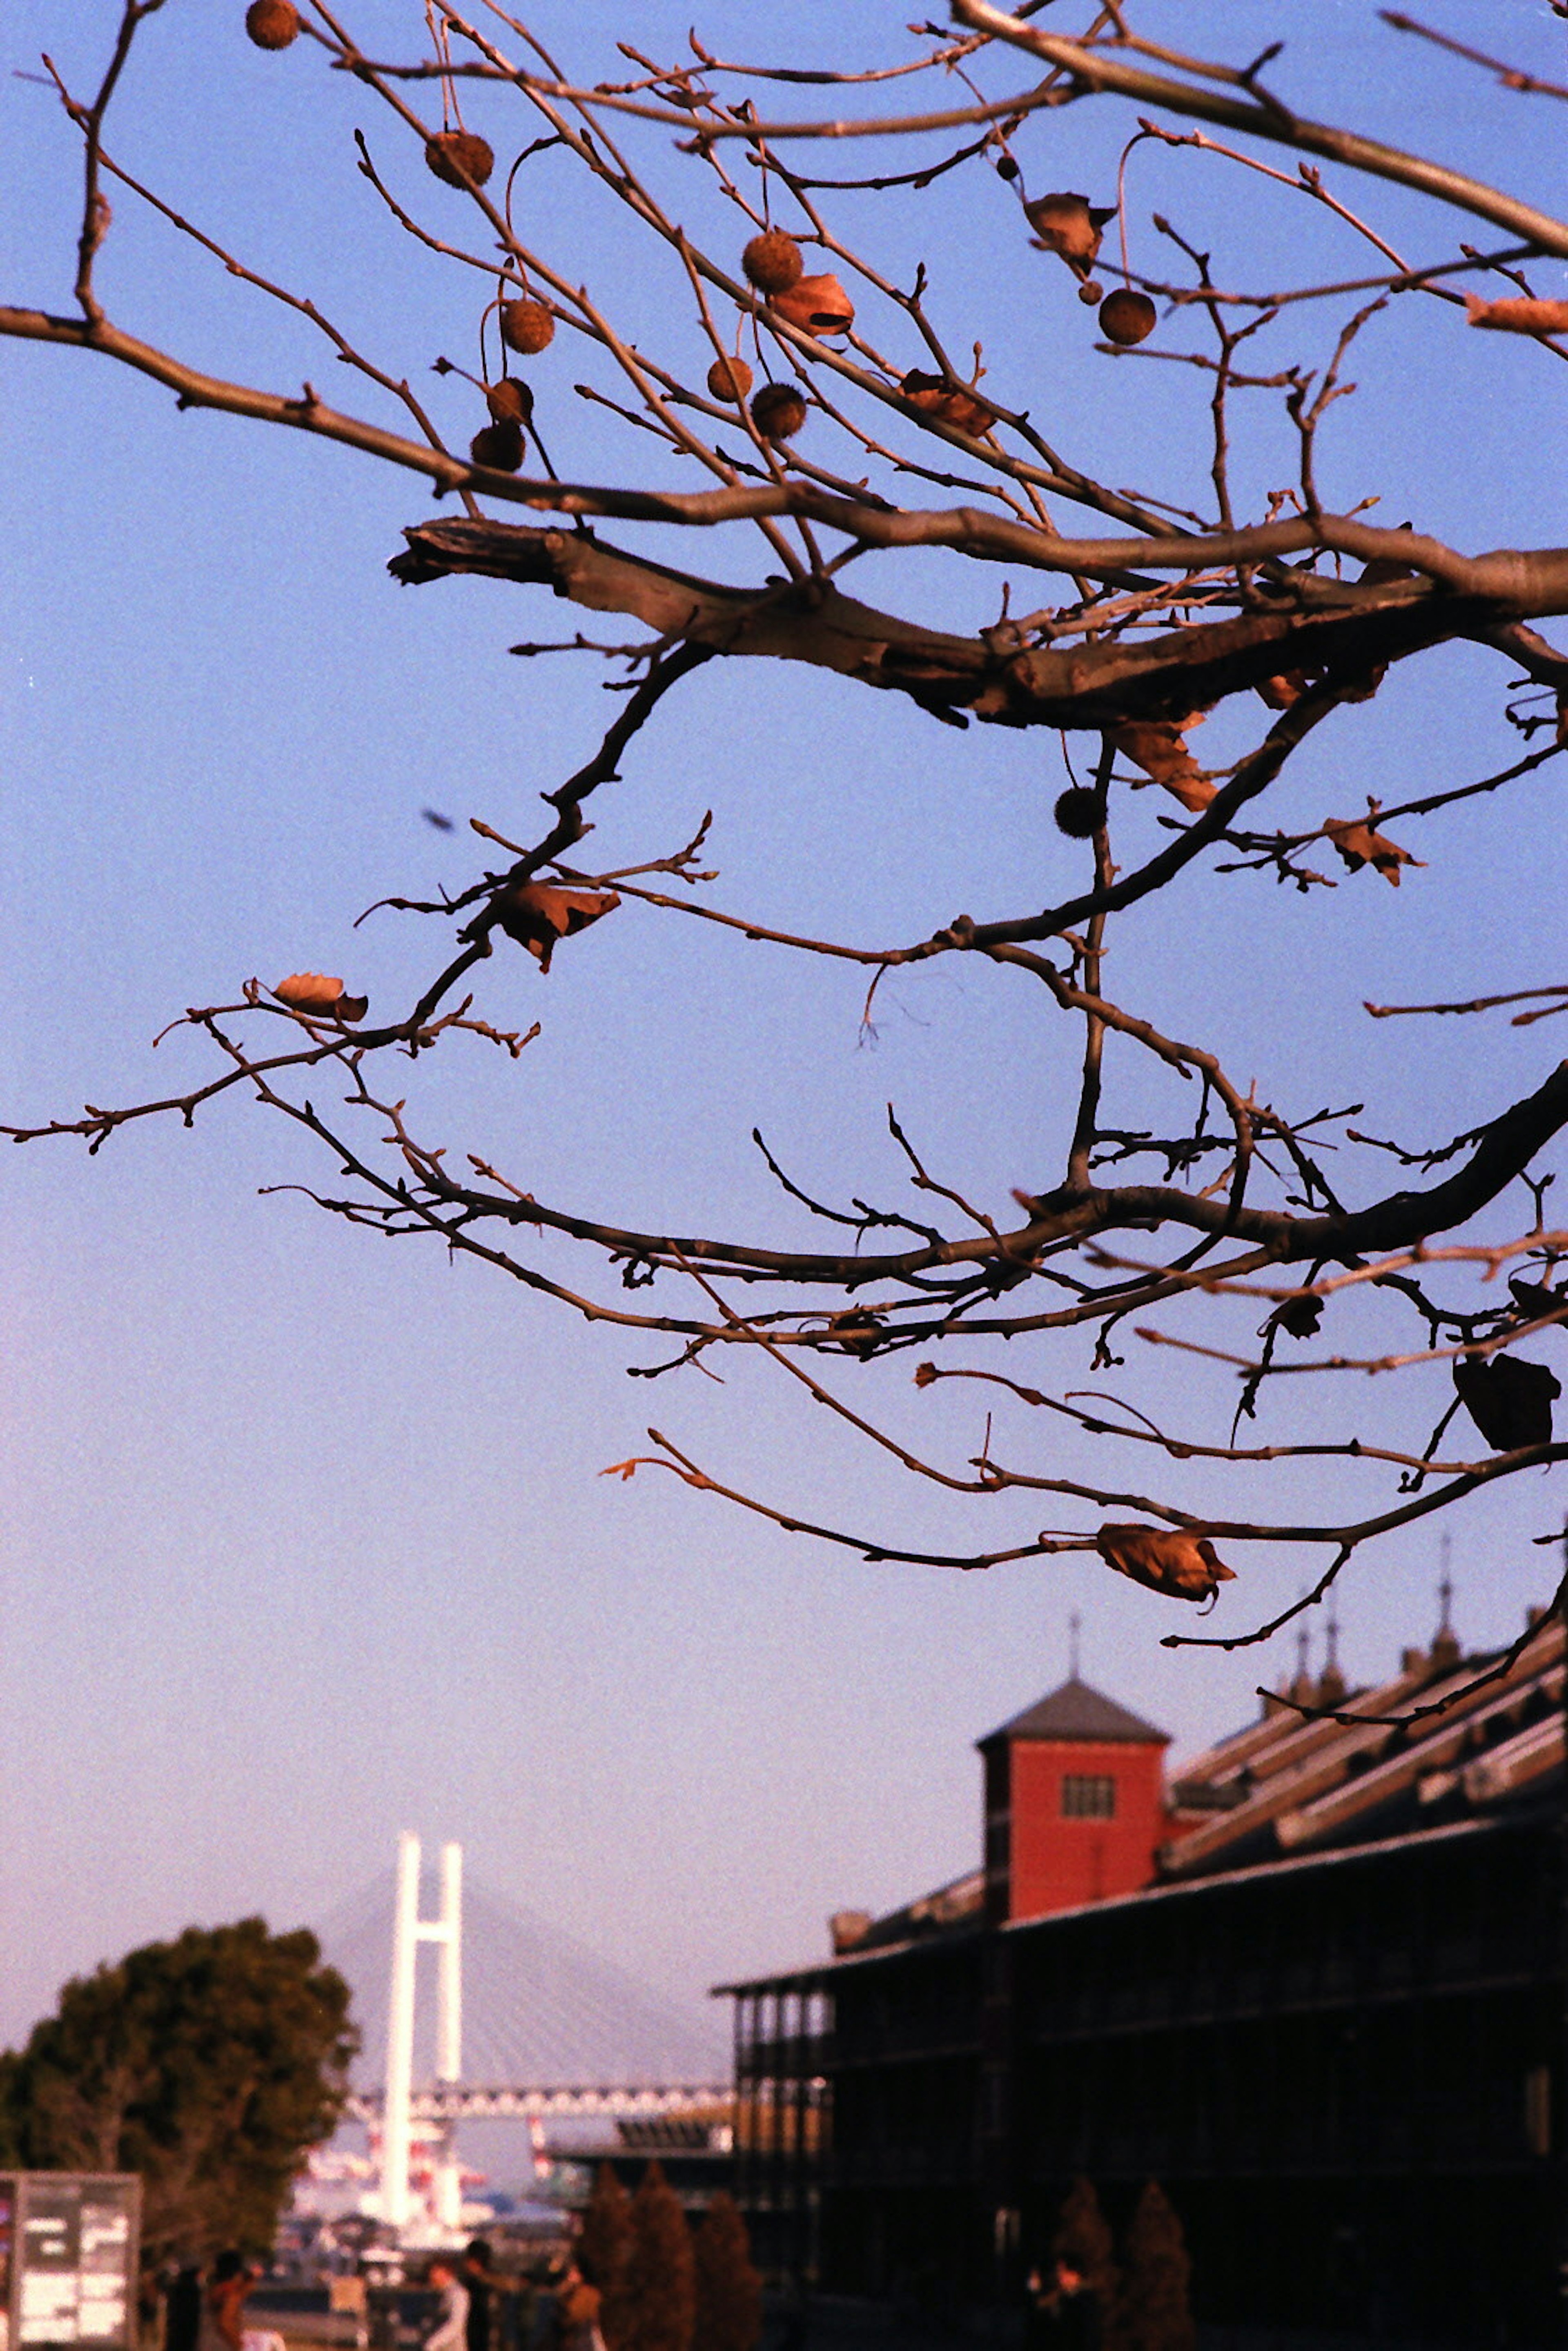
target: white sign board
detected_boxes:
[1,2177,141,2351]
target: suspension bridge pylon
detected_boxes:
[381,1832,463,2231]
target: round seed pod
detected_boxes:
[245,0,299,47]
[994,153,1020,181]
[1099,288,1158,346]
[1053,787,1104,840]
[742,229,804,295]
[706,354,754,404]
[425,130,495,189]
[1076,280,1105,306]
[499,299,555,355]
[485,377,534,426]
[750,383,807,443]
[470,419,524,472]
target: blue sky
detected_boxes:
[2,0,1565,2060]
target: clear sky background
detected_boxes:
[2,1,1565,2064]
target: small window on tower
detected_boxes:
[1062,1773,1117,1818]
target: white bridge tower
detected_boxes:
[381,1832,464,2232]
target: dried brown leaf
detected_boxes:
[1096,1522,1236,1602]
[770,273,855,335]
[827,1308,882,1358]
[1324,817,1424,886]
[1256,669,1310,710]
[1273,1293,1323,1340]
[274,972,368,1020]
[899,370,995,435]
[494,880,621,971]
[1452,1354,1559,1451]
[1111,715,1214,811]
[1025,192,1110,274]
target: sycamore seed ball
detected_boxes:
[425,130,495,189]
[245,0,299,48]
[1053,787,1103,839]
[500,299,555,355]
[470,420,524,472]
[706,354,754,404]
[485,377,533,425]
[1100,288,1158,346]
[743,230,803,295]
[750,383,807,443]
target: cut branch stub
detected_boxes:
[1464,294,1568,335]
[1096,1522,1237,1602]
[493,879,620,971]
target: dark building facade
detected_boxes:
[721,1612,1564,2345]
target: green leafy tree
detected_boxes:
[1,1919,355,2263]
[1116,2183,1194,2351]
[624,2163,696,2351]
[1052,2177,1119,2332]
[692,2193,761,2351]
[580,2163,636,2351]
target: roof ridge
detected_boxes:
[980,1672,1169,1748]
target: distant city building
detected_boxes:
[718,1604,1563,2346]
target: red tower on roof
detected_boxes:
[978,1675,1171,1923]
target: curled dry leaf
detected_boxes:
[770,273,855,336]
[912,1361,940,1388]
[1273,1292,1324,1340]
[827,1308,883,1359]
[1095,1522,1236,1603]
[1025,192,1111,275]
[274,972,368,1021]
[1508,1277,1567,1324]
[900,369,995,435]
[494,878,621,971]
[1452,1353,1560,1451]
[1257,669,1310,709]
[1111,715,1214,812]
[1324,817,1423,886]
[601,1457,644,1481]
[1463,293,1568,335]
